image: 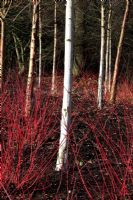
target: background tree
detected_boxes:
[1,0,133,85]
[105,0,112,95]
[25,0,39,116]
[12,31,26,75]
[73,0,87,76]
[0,0,12,91]
[110,0,129,103]
[38,0,42,88]
[3,0,31,75]
[51,0,57,93]
[97,0,105,109]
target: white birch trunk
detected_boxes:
[55,0,74,171]
[25,1,39,116]
[51,1,57,93]
[105,1,112,94]
[38,1,42,88]
[97,0,105,109]
[0,19,4,91]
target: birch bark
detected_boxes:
[25,0,39,116]
[105,1,112,95]
[55,0,74,171]
[97,0,105,109]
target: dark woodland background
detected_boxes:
[3,0,133,80]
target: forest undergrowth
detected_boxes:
[0,73,133,200]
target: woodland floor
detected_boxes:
[1,74,133,200]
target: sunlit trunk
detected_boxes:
[0,19,4,92]
[55,0,74,171]
[51,1,57,93]
[108,11,112,93]
[25,0,39,116]
[105,1,112,95]
[97,0,105,109]
[110,0,129,103]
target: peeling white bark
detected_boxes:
[97,0,105,109]
[55,0,74,171]
[25,1,39,116]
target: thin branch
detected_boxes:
[0,182,12,200]
[4,0,12,18]
[13,3,30,22]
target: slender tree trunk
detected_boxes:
[51,1,57,93]
[110,0,129,103]
[0,0,12,91]
[55,0,74,171]
[13,33,21,70]
[108,12,112,93]
[73,0,83,76]
[38,1,42,88]
[97,0,105,109]
[73,0,87,76]
[25,1,39,116]
[105,1,112,95]
[0,19,4,92]
[12,33,25,74]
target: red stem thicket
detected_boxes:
[1,73,133,199]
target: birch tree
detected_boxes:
[105,0,112,95]
[110,0,129,103]
[108,4,112,93]
[38,1,42,88]
[55,0,74,171]
[51,0,57,93]
[0,0,12,91]
[25,0,39,116]
[97,0,105,109]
